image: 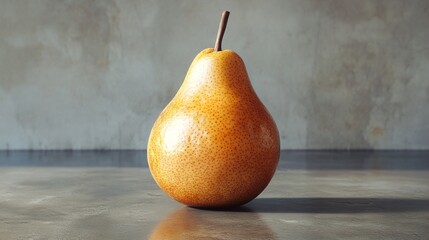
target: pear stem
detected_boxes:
[214,11,230,52]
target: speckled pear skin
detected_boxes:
[147,48,280,208]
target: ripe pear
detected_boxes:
[147,11,280,208]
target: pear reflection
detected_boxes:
[149,207,277,240]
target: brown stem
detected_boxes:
[214,11,230,52]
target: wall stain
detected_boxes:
[371,126,385,139]
[60,0,119,70]
[307,40,396,149]
[0,0,120,90]
[0,44,44,90]
[303,0,429,149]
[314,0,405,24]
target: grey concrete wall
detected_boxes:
[1,0,428,150]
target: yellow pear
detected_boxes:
[147,11,280,208]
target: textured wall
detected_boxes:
[1,0,428,150]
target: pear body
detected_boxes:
[147,48,280,207]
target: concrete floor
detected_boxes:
[0,151,428,239]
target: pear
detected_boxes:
[147,11,280,208]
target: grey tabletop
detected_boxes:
[1,150,428,239]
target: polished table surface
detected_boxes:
[1,150,428,239]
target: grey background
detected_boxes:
[1,0,428,150]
